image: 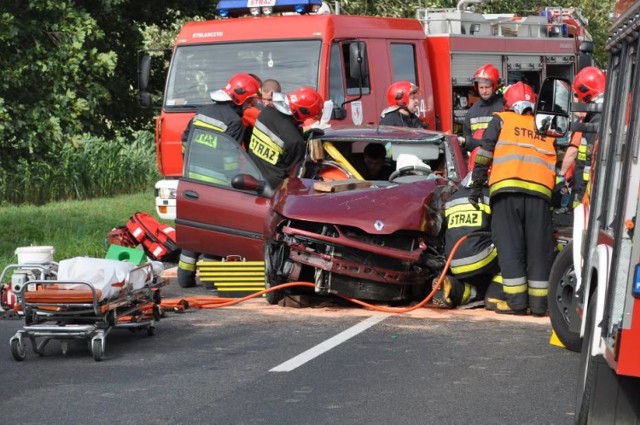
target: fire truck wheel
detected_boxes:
[548,242,582,352]
[576,301,640,423]
[10,337,26,361]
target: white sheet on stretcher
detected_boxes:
[57,257,147,301]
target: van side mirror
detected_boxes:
[349,42,368,80]
[332,106,347,120]
[534,77,571,137]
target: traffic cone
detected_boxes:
[549,330,566,348]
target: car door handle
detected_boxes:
[183,190,199,200]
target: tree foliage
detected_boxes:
[0,0,617,204]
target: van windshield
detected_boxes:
[165,40,322,108]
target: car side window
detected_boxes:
[184,126,262,187]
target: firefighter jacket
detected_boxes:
[379,108,424,128]
[573,111,601,201]
[474,112,557,202]
[181,102,244,150]
[462,94,505,153]
[248,106,306,189]
[444,184,497,280]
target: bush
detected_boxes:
[0,130,159,205]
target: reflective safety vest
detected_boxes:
[249,120,286,166]
[489,112,556,201]
[444,185,498,279]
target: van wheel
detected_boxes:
[548,242,582,352]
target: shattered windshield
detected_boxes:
[165,40,321,108]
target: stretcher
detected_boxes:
[9,257,165,361]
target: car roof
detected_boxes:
[318,125,445,144]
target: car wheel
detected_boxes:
[264,242,286,305]
[548,242,582,352]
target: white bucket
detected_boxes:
[15,246,55,264]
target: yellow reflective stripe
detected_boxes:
[470,122,490,130]
[528,288,548,297]
[490,178,552,198]
[187,171,227,184]
[492,274,503,284]
[450,247,498,275]
[461,283,472,304]
[445,202,491,216]
[179,260,197,272]
[503,284,527,294]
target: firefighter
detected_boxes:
[469,82,557,316]
[248,86,324,189]
[570,66,605,208]
[434,148,504,309]
[181,73,261,150]
[460,64,505,154]
[242,79,281,146]
[178,73,261,289]
[379,81,424,128]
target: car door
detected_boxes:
[176,123,270,261]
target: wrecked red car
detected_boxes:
[176,123,467,304]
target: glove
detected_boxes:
[555,175,566,185]
[468,185,483,210]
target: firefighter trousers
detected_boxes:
[490,193,555,314]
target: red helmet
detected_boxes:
[286,87,323,122]
[386,81,420,108]
[573,66,605,103]
[503,82,536,114]
[221,73,261,105]
[473,64,500,91]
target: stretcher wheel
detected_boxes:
[91,337,105,362]
[11,338,26,361]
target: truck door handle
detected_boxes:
[183,190,199,200]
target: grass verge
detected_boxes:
[0,191,157,272]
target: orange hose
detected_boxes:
[159,235,468,314]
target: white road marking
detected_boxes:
[270,314,389,372]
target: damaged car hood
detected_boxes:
[272,177,452,235]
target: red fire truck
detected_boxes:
[139,0,592,220]
[535,0,640,421]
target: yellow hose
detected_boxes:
[322,142,364,180]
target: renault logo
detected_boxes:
[374,220,384,231]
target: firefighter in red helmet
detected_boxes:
[469,82,557,316]
[181,72,261,151]
[248,86,324,189]
[460,64,505,154]
[177,73,261,289]
[379,81,424,128]
[571,66,605,207]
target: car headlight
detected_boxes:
[158,187,177,200]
